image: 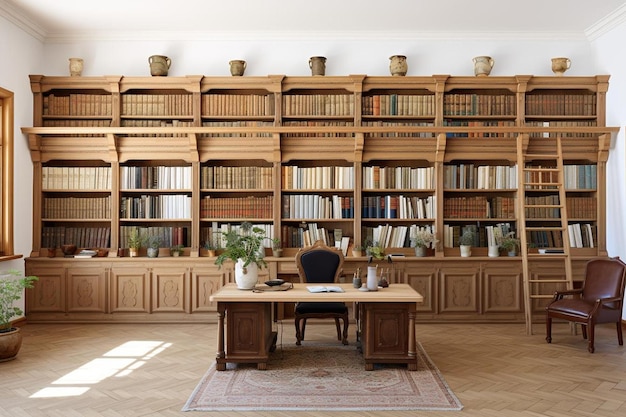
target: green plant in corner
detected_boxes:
[215,222,268,273]
[1,270,38,332]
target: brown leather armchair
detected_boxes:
[294,240,348,346]
[546,257,626,353]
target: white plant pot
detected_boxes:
[235,259,259,290]
[488,245,500,257]
[460,245,472,257]
[414,246,427,257]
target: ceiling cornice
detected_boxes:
[0,0,45,41]
[43,30,589,44]
[585,3,626,40]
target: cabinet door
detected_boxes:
[110,267,151,313]
[67,265,108,313]
[401,261,438,314]
[25,265,66,313]
[191,267,226,313]
[482,261,523,313]
[439,263,480,314]
[151,267,190,313]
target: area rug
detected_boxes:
[182,342,463,411]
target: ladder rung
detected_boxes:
[524,183,562,187]
[524,204,563,208]
[528,279,569,283]
[530,295,557,299]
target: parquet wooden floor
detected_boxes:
[2,321,625,417]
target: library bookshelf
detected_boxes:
[22,74,619,324]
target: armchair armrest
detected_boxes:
[552,288,583,301]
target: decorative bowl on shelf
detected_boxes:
[61,244,77,257]
[265,279,285,287]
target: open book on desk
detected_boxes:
[306,285,344,293]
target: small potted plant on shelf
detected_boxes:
[499,233,520,256]
[0,270,38,362]
[458,229,476,257]
[170,244,185,257]
[202,241,216,257]
[270,238,283,258]
[366,241,385,261]
[215,222,267,290]
[127,229,144,258]
[410,228,437,257]
[147,236,161,258]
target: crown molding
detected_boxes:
[43,29,589,43]
[585,3,626,41]
[0,1,46,41]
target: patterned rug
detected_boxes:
[182,342,463,411]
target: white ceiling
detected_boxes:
[2,0,626,42]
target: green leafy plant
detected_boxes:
[499,233,520,252]
[170,244,185,256]
[127,228,145,250]
[366,241,385,260]
[410,229,437,248]
[459,229,476,246]
[147,235,161,249]
[270,237,281,250]
[215,222,268,271]
[1,270,38,332]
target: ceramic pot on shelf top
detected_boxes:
[149,55,171,76]
[551,57,571,76]
[309,56,326,76]
[473,56,494,76]
[389,55,408,76]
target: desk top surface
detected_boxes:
[210,283,424,304]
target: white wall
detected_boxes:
[40,37,599,77]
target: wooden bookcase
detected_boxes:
[23,74,617,324]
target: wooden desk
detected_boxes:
[209,283,424,371]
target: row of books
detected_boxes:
[201,166,273,190]
[281,120,354,137]
[526,121,597,138]
[200,223,273,248]
[362,94,435,116]
[282,166,354,190]
[525,223,596,249]
[443,94,516,116]
[361,224,428,248]
[443,196,515,219]
[524,195,560,218]
[443,224,491,248]
[563,164,597,189]
[443,164,517,190]
[43,120,112,127]
[200,196,273,219]
[443,120,517,138]
[280,223,334,248]
[201,121,274,137]
[525,94,597,116]
[42,226,111,249]
[43,196,111,219]
[120,166,192,190]
[120,225,189,248]
[282,94,354,116]
[42,166,112,190]
[362,166,434,190]
[120,195,192,219]
[362,121,435,138]
[121,94,194,116]
[281,195,354,219]
[43,93,112,116]
[201,94,275,116]
[362,195,435,219]
[566,197,597,218]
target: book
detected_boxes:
[306,286,344,293]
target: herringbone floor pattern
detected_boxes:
[2,321,625,416]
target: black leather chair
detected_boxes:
[294,240,348,346]
[546,257,626,353]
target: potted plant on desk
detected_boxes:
[215,222,267,290]
[0,270,38,362]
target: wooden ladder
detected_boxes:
[517,135,573,335]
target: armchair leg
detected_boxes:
[546,316,552,343]
[617,321,624,346]
[295,318,307,346]
[341,316,349,345]
[581,324,588,340]
[588,324,595,353]
[334,318,341,341]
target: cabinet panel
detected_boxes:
[25,267,66,313]
[151,267,189,313]
[482,262,523,313]
[110,267,151,313]
[191,267,226,312]
[67,266,107,313]
[401,263,437,313]
[439,264,480,313]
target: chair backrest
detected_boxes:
[582,257,626,309]
[295,240,344,284]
